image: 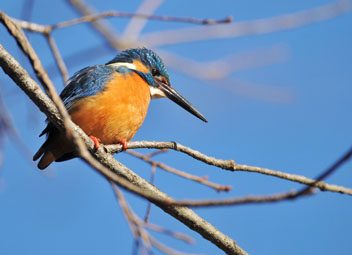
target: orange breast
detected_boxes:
[69,72,151,144]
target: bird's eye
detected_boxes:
[151,68,160,76]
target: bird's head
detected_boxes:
[107,48,207,122]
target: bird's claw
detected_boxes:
[89,135,101,150]
[118,140,128,151]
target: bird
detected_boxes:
[33,48,207,170]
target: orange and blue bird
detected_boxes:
[33,48,207,169]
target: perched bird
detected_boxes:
[33,48,207,170]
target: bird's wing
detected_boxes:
[61,65,115,110]
[39,65,115,137]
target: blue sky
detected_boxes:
[0,1,352,254]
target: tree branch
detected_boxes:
[45,34,69,84]
[111,183,197,255]
[141,0,351,47]
[127,150,232,192]
[172,189,315,207]
[106,141,352,196]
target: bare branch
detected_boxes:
[127,150,232,192]
[141,0,351,47]
[106,141,236,167]
[16,9,232,34]
[45,34,69,84]
[134,164,158,255]
[149,236,199,255]
[68,0,127,50]
[122,0,164,40]
[163,146,352,207]
[171,189,315,207]
[112,183,198,255]
[233,164,352,195]
[13,19,49,33]
[112,183,153,252]
[143,222,195,245]
[55,9,232,30]
[145,148,169,158]
[106,141,352,195]
[293,146,352,197]
[143,164,157,223]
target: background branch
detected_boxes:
[141,0,351,47]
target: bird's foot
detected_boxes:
[118,140,128,151]
[89,135,101,150]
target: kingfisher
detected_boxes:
[33,48,207,169]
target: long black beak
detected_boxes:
[155,79,207,123]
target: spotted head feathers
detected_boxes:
[107,48,170,87]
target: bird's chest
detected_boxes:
[70,73,151,143]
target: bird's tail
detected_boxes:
[33,139,55,170]
[33,134,72,170]
[37,151,56,170]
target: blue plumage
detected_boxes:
[61,65,114,110]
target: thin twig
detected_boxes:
[144,222,195,244]
[112,183,153,252]
[134,164,158,254]
[106,141,236,168]
[68,0,127,50]
[145,148,169,159]
[14,19,49,33]
[294,146,352,197]
[127,150,232,192]
[53,10,232,30]
[144,164,157,222]
[122,0,164,40]
[45,34,69,84]
[16,10,232,34]
[171,190,315,207]
[149,236,199,255]
[112,183,197,255]
[233,164,352,195]
[141,0,351,47]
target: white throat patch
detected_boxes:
[150,86,166,99]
